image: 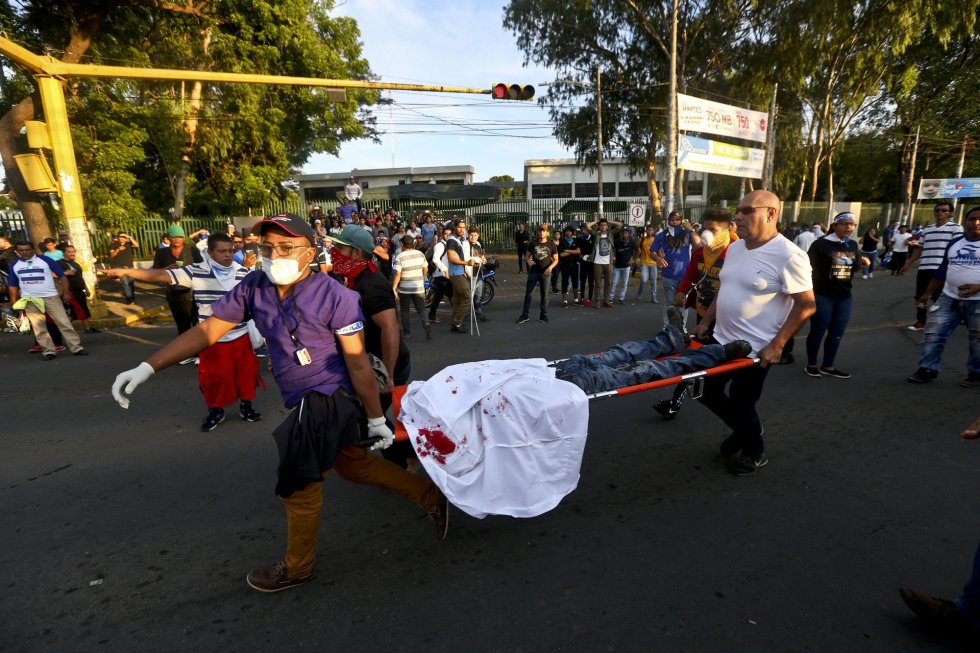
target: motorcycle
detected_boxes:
[424,257,497,308]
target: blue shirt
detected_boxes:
[420,223,436,245]
[210,271,365,408]
[651,229,693,280]
[337,204,356,223]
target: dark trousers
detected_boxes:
[167,290,198,334]
[914,268,941,324]
[560,261,579,297]
[521,267,549,318]
[516,245,528,271]
[427,276,452,320]
[398,293,428,335]
[697,358,771,457]
[805,294,853,368]
[579,262,594,301]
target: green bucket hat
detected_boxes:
[166,224,186,238]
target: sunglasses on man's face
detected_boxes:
[934,208,951,213]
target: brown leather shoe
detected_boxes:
[899,587,970,629]
[429,490,450,541]
[246,561,315,593]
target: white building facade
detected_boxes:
[524,158,709,202]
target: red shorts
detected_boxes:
[197,334,261,408]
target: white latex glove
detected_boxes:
[111,362,155,409]
[367,416,394,451]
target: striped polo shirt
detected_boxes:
[393,248,428,294]
[168,261,251,342]
[917,221,964,270]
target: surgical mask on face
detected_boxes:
[700,229,715,247]
[261,250,309,285]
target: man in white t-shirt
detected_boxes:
[345,176,363,211]
[588,217,622,308]
[692,190,816,475]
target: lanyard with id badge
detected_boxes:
[277,295,312,366]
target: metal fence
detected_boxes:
[90,216,231,260]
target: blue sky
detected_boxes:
[301,0,573,181]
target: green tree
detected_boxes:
[488,174,525,199]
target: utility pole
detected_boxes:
[596,65,604,220]
[665,0,679,216]
[763,83,778,191]
[903,125,920,225]
[953,135,967,219]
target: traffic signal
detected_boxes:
[492,83,535,100]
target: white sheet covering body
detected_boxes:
[399,359,589,518]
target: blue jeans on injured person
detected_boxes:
[955,538,980,631]
[610,266,630,302]
[554,324,727,394]
[918,295,980,374]
[805,294,852,368]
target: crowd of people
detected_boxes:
[1,189,975,622]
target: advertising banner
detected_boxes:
[677,93,768,143]
[677,135,766,179]
[917,177,980,199]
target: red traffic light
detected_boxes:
[492,83,535,100]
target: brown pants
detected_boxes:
[24,296,82,355]
[280,445,439,576]
[449,274,471,327]
[593,263,613,306]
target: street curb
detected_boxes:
[76,304,169,330]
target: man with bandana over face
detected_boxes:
[110,213,449,595]
[103,233,262,431]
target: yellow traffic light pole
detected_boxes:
[0,34,500,317]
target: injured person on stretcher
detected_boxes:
[397,306,753,520]
[553,307,752,394]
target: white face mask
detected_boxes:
[700,229,715,247]
[261,251,309,286]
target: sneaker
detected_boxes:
[55,346,66,352]
[201,408,225,432]
[73,349,90,356]
[516,315,530,324]
[723,340,752,360]
[907,367,938,383]
[402,331,411,339]
[906,323,925,331]
[28,345,43,354]
[617,299,625,305]
[777,352,795,365]
[960,373,980,389]
[42,353,56,361]
[562,300,568,307]
[868,273,873,278]
[451,324,467,333]
[539,315,549,323]
[428,490,450,541]
[804,365,822,378]
[246,561,315,593]
[429,317,441,324]
[584,300,592,307]
[240,404,263,422]
[651,297,658,303]
[899,587,971,631]
[861,274,869,280]
[573,298,581,305]
[819,367,851,379]
[178,357,197,365]
[84,327,100,334]
[727,453,768,476]
[254,344,270,358]
[719,433,740,456]
[425,323,433,340]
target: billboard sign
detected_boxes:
[677,93,768,143]
[677,135,766,179]
[917,177,980,199]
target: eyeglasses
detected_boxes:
[735,206,775,215]
[259,242,309,257]
[934,208,951,213]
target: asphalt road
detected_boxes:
[2,270,977,652]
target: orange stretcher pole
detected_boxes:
[389,346,761,441]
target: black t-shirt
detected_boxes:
[348,268,410,379]
[613,236,636,268]
[515,228,530,247]
[58,259,87,292]
[809,236,861,298]
[152,246,203,297]
[575,233,594,260]
[110,241,136,267]
[529,240,557,271]
[557,237,579,265]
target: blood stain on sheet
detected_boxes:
[444,376,455,383]
[418,428,456,466]
[451,388,458,395]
